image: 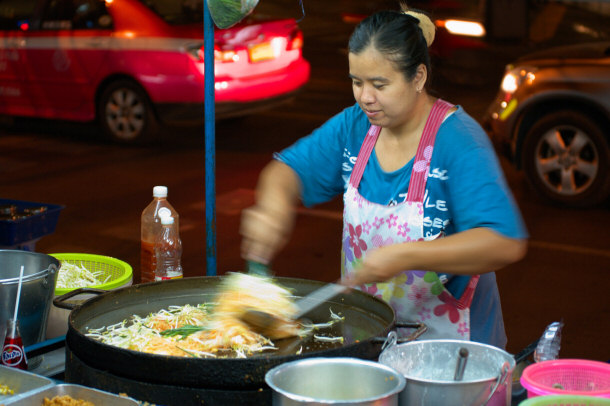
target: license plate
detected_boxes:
[249,42,275,62]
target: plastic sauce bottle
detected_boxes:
[154,215,183,281]
[534,321,564,362]
[140,186,179,283]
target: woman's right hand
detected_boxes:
[240,203,293,265]
[240,161,301,265]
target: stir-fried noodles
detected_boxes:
[86,273,344,358]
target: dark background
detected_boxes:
[1,0,608,362]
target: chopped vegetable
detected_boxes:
[86,273,346,359]
[56,261,107,289]
[86,302,346,358]
[160,325,207,338]
[313,335,344,343]
[300,308,345,332]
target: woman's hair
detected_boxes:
[348,6,435,82]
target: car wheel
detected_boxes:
[522,110,610,207]
[98,80,159,144]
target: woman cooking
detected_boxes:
[240,5,528,349]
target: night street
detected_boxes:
[1,0,609,366]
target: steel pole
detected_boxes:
[204,1,216,276]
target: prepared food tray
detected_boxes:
[0,199,64,247]
[0,383,140,405]
[0,365,54,403]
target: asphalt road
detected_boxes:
[1,1,608,364]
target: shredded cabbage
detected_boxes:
[56,261,108,289]
[86,304,345,359]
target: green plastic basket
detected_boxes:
[520,395,610,406]
[51,253,133,295]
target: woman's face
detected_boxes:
[349,46,423,130]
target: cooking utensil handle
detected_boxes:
[513,338,539,364]
[453,347,469,381]
[480,361,511,406]
[246,260,271,276]
[52,287,107,309]
[376,323,428,346]
[395,322,428,343]
[380,331,399,350]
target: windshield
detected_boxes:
[138,0,203,24]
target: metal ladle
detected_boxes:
[454,347,469,381]
[10,266,25,337]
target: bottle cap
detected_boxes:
[160,215,174,225]
[153,186,168,197]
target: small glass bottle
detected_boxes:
[1,319,28,370]
[141,186,179,283]
[154,215,183,281]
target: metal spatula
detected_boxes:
[293,282,348,319]
[241,282,348,332]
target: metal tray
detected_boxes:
[1,383,140,405]
[0,365,55,403]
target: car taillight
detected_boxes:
[186,44,239,63]
[287,29,303,50]
[215,47,239,63]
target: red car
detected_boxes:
[0,0,310,143]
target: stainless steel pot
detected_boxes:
[0,250,59,347]
[378,335,515,406]
[265,357,406,405]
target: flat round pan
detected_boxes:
[61,276,396,389]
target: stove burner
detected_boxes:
[65,345,272,406]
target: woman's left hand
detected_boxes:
[343,244,408,286]
[342,228,527,287]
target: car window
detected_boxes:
[40,0,112,30]
[138,0,203,25]
[0,0,38,30]
[527,1,610,46]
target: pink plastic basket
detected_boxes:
[521,359,610,398]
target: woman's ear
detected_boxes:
[414,64,428,91]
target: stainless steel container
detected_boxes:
[0,250,59,347]
[378,336,515,406]
[0,365,54,404]
[1,383,140,405]
[265,357,406,405]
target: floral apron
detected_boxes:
[341,99,480,340]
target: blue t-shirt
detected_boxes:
[276,103,528,348]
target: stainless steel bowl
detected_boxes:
[378,338,515,406]
[265,357,405,405]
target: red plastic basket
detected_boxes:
[521,359,610,398]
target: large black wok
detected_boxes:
[56,276,425,390]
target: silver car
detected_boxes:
[484,41,610,208]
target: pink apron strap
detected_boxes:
[406,99,454,202]
[349,125,381,187]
